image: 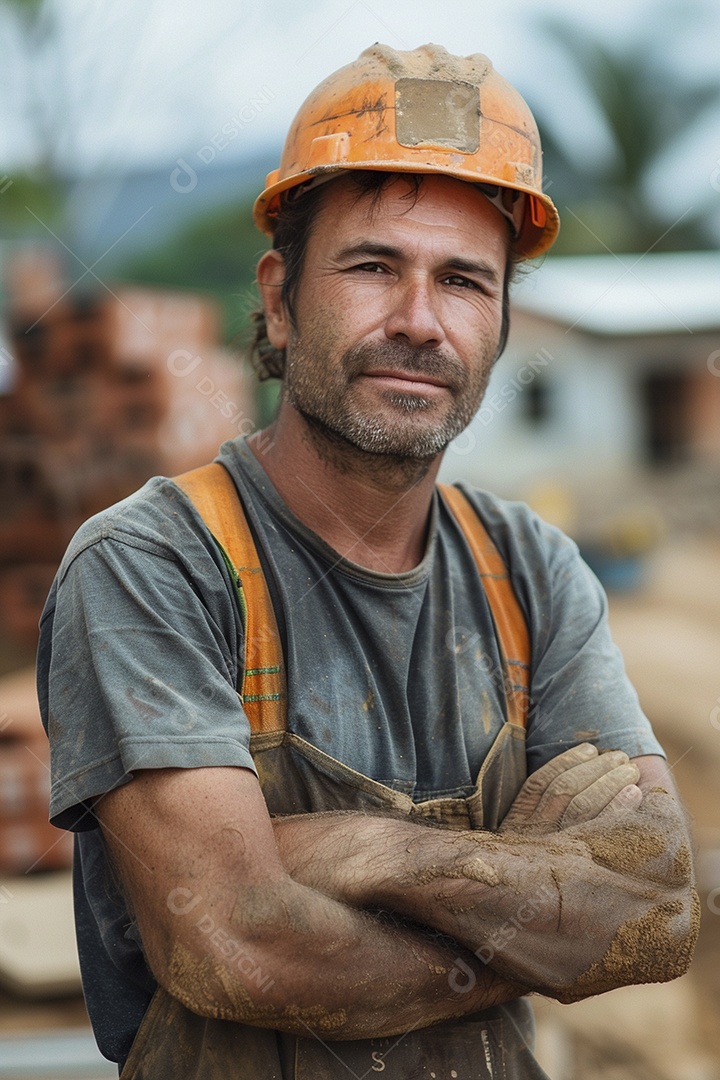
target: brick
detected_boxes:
[73,457,160,518]
[0,392,20,437]
[0,439,158,527]
[0,742,51,818]
[157,346,257,472]
[3,248,67,321]
[0,564,58,650]
[0,667,45,744]
[14,375,104,438]
[103,287,221,366]
[0,436,96,520]
[8,313,69,380]
[12,319,110,380]
[0,816,73,874]
[8,317,59,378]
[0,518,79,564]
[0,288,257,608]
[8,286,112,380]
[97,367,170,436]
[0,439,51,520]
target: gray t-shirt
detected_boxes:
[37,436,662,1065]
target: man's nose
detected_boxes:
[383,277,445,348]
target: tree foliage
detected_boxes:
[531,10,720,253]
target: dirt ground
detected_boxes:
[533,536,720,1080]
[533,731,720,1080]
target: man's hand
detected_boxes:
[96,765,523,1041]
[347,753,698,1004]
[276,751,697,1005]
[498,743,643,834]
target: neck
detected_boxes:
[248,403,443,573]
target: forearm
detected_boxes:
[161,871,525,1038]
[386,798,698,1002]
[272,788,699,1003]
[275,810,565,990]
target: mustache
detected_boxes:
[341,342,468,388]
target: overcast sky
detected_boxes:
[2,0,719,180]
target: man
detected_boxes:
[38,44,698,1079]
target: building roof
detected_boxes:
[511,251,720,336]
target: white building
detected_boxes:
[442,251,720,499]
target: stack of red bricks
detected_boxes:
[0,667,72,875]
[0,247,256,656]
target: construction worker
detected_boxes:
[39,44,698,1079]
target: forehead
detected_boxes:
[307,173,510,265]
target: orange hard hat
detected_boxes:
[253,43,559,259]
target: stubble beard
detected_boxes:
[284,338,496,473]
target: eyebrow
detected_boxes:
[335,241,502,284]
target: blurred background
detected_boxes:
[0,0,719,1076]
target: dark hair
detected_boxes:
[250,172,516,380]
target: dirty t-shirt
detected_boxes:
[37,436,663,1066]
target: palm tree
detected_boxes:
[0,1,64,231]
[528,9,720,254]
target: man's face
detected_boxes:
[281,174,510,461]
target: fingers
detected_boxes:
[607,784,643,813]
[502,743,599,821]
[533,751,639,825]
[499,745,644,834]
[560,767,642,828]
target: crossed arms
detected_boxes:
[96,742,698,1040]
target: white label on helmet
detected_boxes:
[395,79,480,153]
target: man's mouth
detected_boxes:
[359,369,451,394]
[342,341,467,398]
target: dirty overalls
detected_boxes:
[120,465,550,1080]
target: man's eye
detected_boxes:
[353,262,386,273]
[444,274,478,289]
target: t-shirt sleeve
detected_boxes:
[467,490,665,773]
[38,491,256,832]
[521,514,665,771]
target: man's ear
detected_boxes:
[256,250,289,349]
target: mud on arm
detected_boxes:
[96,764,525,1042]
[274,748,699,1003]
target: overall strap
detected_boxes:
[174,463,286,733]
[174,466,530,733]
[438,484,530,729]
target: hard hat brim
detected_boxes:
[254,161,559,260]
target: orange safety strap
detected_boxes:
[438,484,530,729]
[175,465,530,733]
[174,463,286,733]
